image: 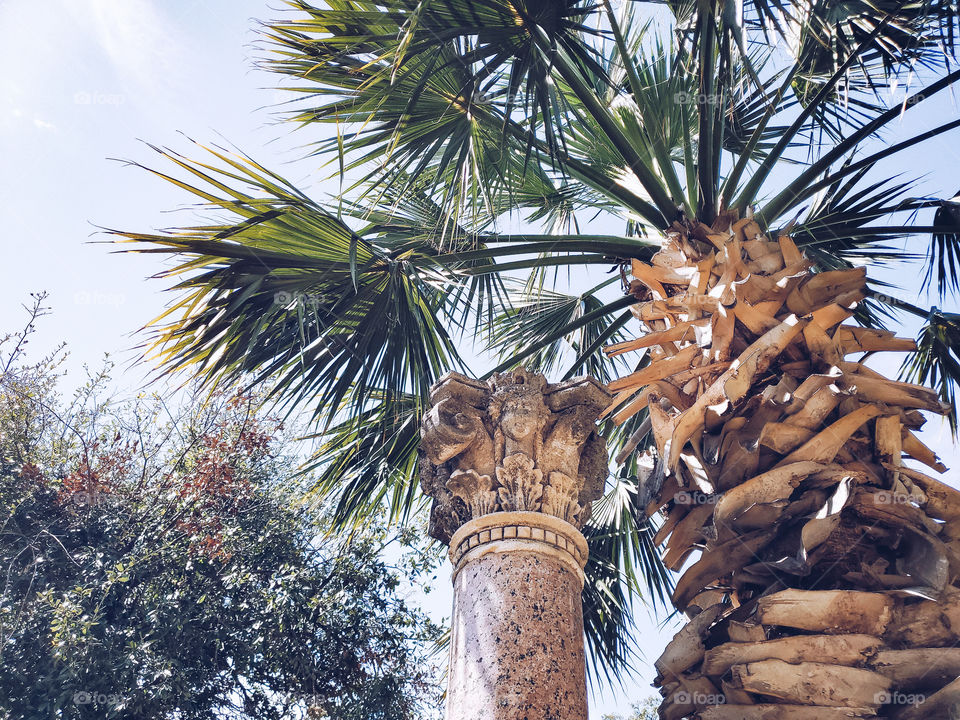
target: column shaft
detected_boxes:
[445,512,588,720]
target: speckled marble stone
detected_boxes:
[446,513,588,720]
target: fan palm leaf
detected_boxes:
[116,0,960,682]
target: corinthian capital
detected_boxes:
[419,369,612,543]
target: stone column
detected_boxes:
[420,369,612,720]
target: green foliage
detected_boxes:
[901,307,960,434]
[115,0,960,681]
[0,300,442,720]
[602,696,659,720]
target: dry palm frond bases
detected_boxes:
[607,216,960,719]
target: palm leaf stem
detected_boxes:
[525,22,676,223]
[485,294,638,376]
[760,68,960,223]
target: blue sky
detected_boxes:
[3,1,960,716]
[0,0,311,389]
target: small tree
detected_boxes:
[0,297,443,720]
[602,697,658,720]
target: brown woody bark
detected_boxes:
[608,217,960,719]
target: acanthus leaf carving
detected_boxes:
[541,471,582,524]
[496,453,544,512]
[446,469,498,517]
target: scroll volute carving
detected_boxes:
[419,369,612,543]
[421,395,495,478]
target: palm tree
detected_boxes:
[112,0,960,707]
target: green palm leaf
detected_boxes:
[924,191,960,299]
[116,0,960,684]
[902,309,960,434]
[108,141,464,426]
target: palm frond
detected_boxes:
[487,279,635,381]
[301,390,424,528]
[784,0,958,79]
[901,308,960,434]
[924,192,960,299]
[733,18,898,213]
[759,67,960,223]
[485,293,643,377]
[582,472,674,686]
[261,0,619,224]
[108,141,464,425]
[790,170,922,269]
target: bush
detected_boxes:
[0,296,442,720]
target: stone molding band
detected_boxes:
[448,511,589,586]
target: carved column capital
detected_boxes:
[419,368,612,544]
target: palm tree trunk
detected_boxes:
[609,217,960,719]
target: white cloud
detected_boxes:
[89,0,179,84]
[58,0,186,101]
[33,118,56,131]
[0,0,183,130]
